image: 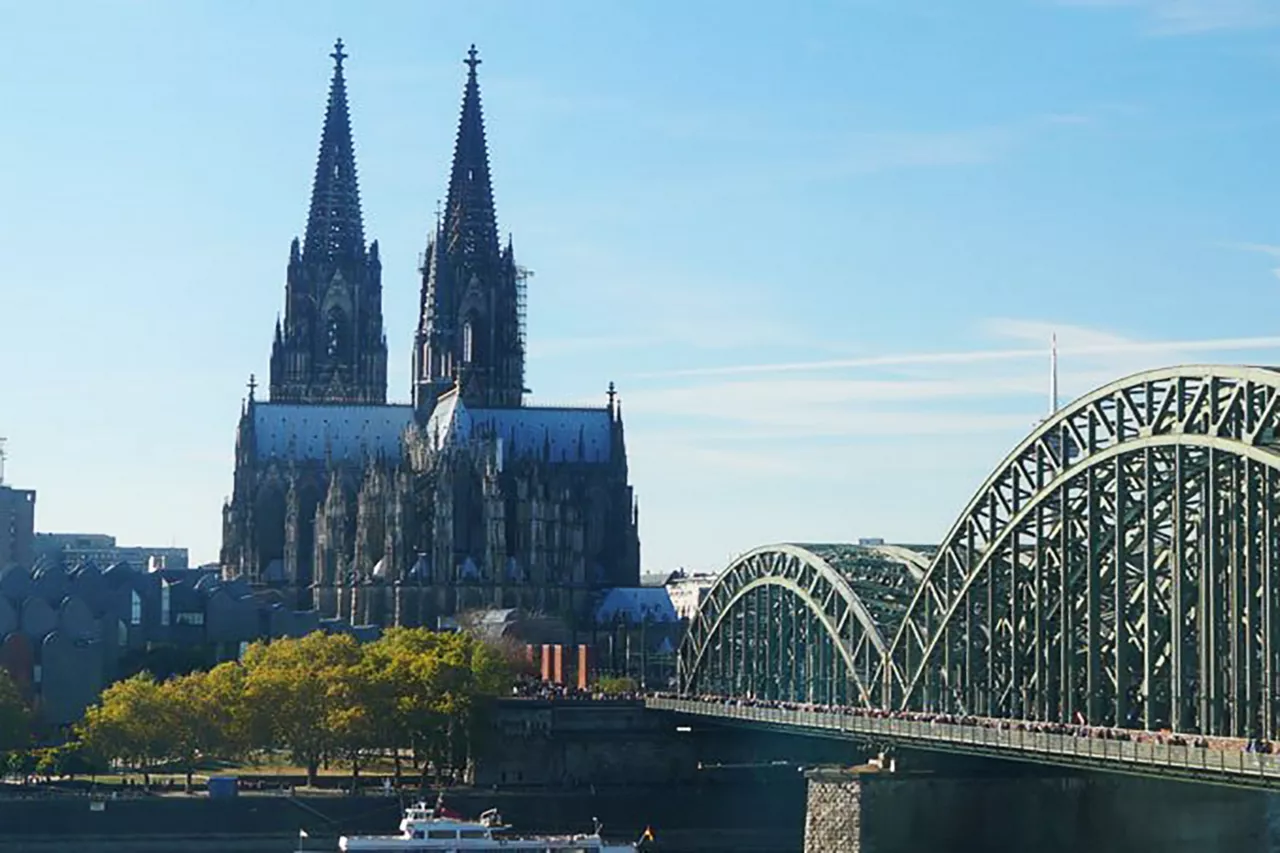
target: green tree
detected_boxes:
[0,668,31,755]
[241,632,365,786]
[364,628,515,785]
[77,673,172,783]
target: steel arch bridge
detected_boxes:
[679,365,1280,742]
[678,542,930,706]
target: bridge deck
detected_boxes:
[648,697,1280,790]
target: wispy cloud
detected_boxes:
[1058,0,1280,35]
[1222,241,1280,280]
[636,332,1280,379]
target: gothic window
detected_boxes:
[462,320,474,364]
[130,590,142,626]
[160,583,171,626]
[326,308,347,359]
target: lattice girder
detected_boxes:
[678,543,927,706]
[878,366,1280,740]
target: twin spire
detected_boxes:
[443,44,500,262]
[303,39,366,263]
[302,40,498,267]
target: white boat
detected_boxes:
[330,802,641,852]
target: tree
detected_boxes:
[0,668,31,755]
[77,673,172,783]
[364,628,515,786]
[240,632,365,787]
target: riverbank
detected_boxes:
[0,782,805,853]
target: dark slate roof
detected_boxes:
[425,393,613,463]
[253,403,414,463]
[594,587,678,624]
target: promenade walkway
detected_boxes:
[646,695,1280,789]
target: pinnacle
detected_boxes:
[303,39,366,263]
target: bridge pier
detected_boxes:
[803,766,1280,853]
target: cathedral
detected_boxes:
[220,42,641,630]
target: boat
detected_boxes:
[328,801,642,852]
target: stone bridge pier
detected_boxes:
[804,766,1280,853]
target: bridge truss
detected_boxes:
[678,542,929,706]
[679,366,1280,741]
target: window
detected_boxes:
[326,308,346,359]
[160,583,171,626]
[175,612,204,627]
[130,590,142,626]
[426,830,457,839]
[462,321,474,363]
[118,620,127,646]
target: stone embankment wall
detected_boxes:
[804,766,1280,853]
[0,782,806,853]
[474,699,698,786]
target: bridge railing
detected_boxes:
[648,697,1280,783]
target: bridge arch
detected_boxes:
[880,365,1280,740]
[678,543,927,706]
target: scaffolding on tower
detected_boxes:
[515,265,532,353]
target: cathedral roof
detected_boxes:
[425,392,615,463]
[594,587,678,625]
[253,402,413,462]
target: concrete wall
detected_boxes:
[473,699,697,787]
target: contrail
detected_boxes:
[635,336,1280,379]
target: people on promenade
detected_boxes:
[650,691,1268,755]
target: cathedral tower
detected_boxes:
[414,46,527,411]
[270,40,388,404]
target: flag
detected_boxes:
[299,829,309,839]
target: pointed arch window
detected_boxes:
[327,308,348,359]
[462,320,474,364]
[130,590,142,626]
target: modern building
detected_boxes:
[664,571,718,622]
[0,558,378,727]
[33,533,189,573]
[0,485,36,572]
[221,42,641,631]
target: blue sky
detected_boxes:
[4,0,1280,572]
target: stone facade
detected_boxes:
[220,43,641,630]
[803,768,866,853]
[802,765,1280,853]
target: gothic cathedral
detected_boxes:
[220,42,642,630]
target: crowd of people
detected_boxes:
[653,692,1280,757]
[506,678,1280,760]
[509,678,641,702]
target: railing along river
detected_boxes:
[646,696,1280,788]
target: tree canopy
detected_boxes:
[74,628,517,787]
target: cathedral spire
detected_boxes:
[303,39,366,263]
[444,45,499,261]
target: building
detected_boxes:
[221,42,641,631]
[0,485,36,571]
[664,571,717,622]
[33,533,189,573]
[0,558,377,726]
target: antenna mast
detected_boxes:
[1049,333,1060,415]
